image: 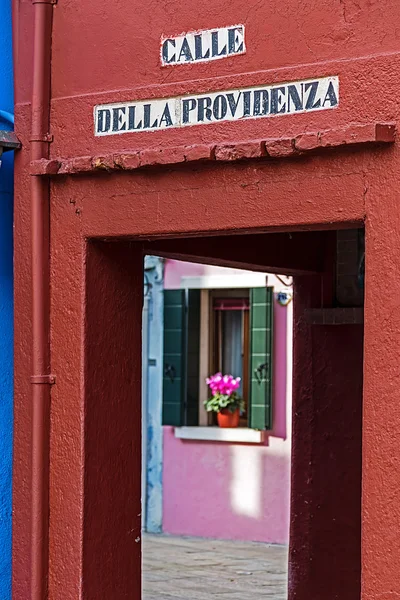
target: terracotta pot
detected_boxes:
[217,409,240,428]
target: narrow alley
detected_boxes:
[143,534,288,600]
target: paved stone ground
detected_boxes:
[143,533,288,600]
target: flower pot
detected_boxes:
[217,409,240,428]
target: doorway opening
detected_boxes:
[139,227,364,600]
[142,259,292,599]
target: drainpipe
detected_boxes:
[29,0,55,598]
[141,292,149,531]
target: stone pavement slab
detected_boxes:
[143,533,288,599]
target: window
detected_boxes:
[211,291,249,426]
[162,287,273,430]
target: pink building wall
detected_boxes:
[162,261,292,544]
[164,259,256,288]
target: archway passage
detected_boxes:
[80,228,363,599]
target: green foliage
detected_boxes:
[203,392,244,414]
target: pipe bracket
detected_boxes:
[30,133,53,143]
[31,374,56,385]
[32,0,57,4]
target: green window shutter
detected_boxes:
[185,290,200,426]
[249,287,274,430]
[162,290,185,426]
[162,289,200,426]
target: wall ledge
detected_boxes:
[174,426,267,444]
[305,307,364,325]
[29,122,396,177]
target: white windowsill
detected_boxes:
[180,274,268,290]
[174,426,266,444]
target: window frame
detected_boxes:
[197,289,252,427]
[162,272,280,440]
[209,288,250,427]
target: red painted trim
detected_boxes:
[213,298,250,310]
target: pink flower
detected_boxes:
[206,373,241,396]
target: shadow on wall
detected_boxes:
[163,431,291,544]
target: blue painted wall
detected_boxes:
[0,0,14,597]
[142,256,164,533]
